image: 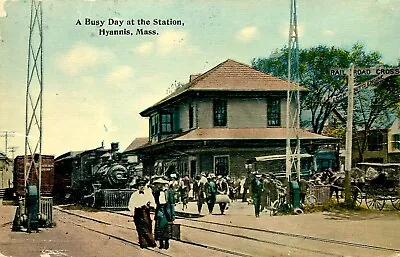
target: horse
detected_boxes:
[313,169,345,202]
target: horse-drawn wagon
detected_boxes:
[351,163,400,210]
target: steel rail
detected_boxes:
[57,212,174,257]
[110,209,400,253]
[60,207,399,255]
[177,217,400,253]
[56,208,250,257]
[105,210,341,256]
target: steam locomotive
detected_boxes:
[54,142,135,209]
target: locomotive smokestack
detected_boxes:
[111,142,119,152]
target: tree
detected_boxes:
[252,43,383,134]
[322,118,346,145]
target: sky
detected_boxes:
[0,0,399,158]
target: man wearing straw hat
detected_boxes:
[128,179,156,248]
[153,178,175,249]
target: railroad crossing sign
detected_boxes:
[354,74,393,94]
[329,64,400,205]
[330,67,400,76]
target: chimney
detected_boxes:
[189,74,202,82]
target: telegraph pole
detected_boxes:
[0,131,15,157]
[8,146,18,160]
[344,64,355,205]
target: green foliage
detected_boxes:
[252,43,390,135]
[322,121,346,143]
[303,200,367,213]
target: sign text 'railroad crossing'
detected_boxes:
[330,67,400,76]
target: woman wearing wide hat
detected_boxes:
[153,178,175,249]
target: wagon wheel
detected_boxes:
[365,190,386,210]
[351,186,363,207]
[271,200,279,216]
[304,194,317,207]
[391,197,400,210]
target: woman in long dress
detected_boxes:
[153,179,175,249]
[128,184,156,248]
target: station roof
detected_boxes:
[140,59,307,116]
[124,137,149,153]
[175,128,333,141]
[127,127,337,154]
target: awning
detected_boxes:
[249,153,313,162]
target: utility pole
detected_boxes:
[286,0,301,203]
[8,146,18,160]
[344,64,354,205]
[0,131,15,157]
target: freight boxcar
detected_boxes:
[13,154,55,197]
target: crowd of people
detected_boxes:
[127,172,306,249]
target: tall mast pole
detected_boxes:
[25,0,43,201]
[286,0,301,200]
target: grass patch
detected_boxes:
[61,204,101,212]
[304,200,372,214]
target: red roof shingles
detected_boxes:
[141,59,306,116]
[124,137,149,152]
[174,128,333,141]
[189,59,307,91]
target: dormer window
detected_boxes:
[213,99,227,127]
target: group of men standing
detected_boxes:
[194,172,231,215]
[127,171,306,249]
[249,173,309,217]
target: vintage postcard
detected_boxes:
[0,1,399,257]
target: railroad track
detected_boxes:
[56,210,174,257]
[55,207,250,257]
[57,207,400,257]
[109,209,400,256]
[177,217,400,253]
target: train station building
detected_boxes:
[124,59,338,178]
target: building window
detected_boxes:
[177,160,189,177]
[214,155,229,176]
[267,99,281,126]
[150,114,159,136]
[367,132,383,151]
[213,99,227,127]
[189,102,194,129]
[393,134,400,150]
[161,113,173,134]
